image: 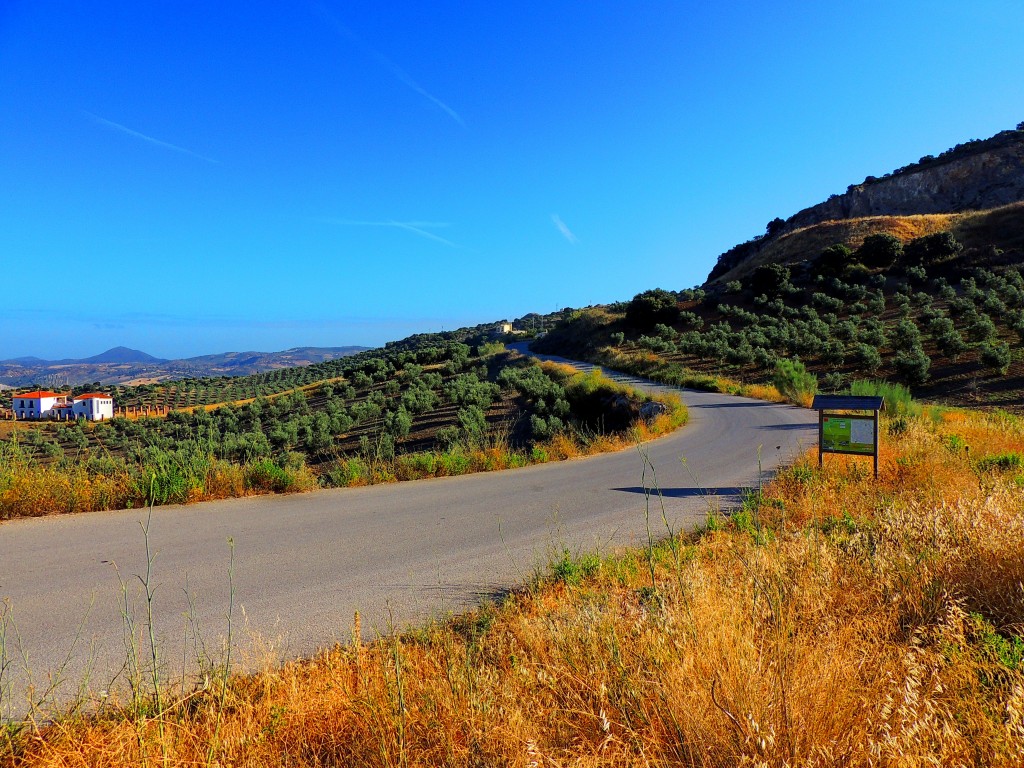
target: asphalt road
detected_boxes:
[0,350,816,715]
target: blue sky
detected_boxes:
[2,1,1022,360]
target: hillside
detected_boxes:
[709,124,1024,282]
[535,125,1024,410]
[707,201,1024,285]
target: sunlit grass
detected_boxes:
[4,407,1023,765]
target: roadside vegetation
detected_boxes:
[537,233,1024,410]
[0,338,685,519]
[4,394,1023,765]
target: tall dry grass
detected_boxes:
[5,408,1024,766]
[0,453,319,520]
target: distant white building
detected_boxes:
[72,393,114,421]
[12,391,69,419]
[11,391,114,421]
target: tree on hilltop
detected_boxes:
[625,289,679,330]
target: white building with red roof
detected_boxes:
[12,391,114,421]
[12,391,69,419]
[72,393,114,421]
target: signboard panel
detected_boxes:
[821,415,875,455]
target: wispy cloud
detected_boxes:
[331,219,460,248]
[313,4,465,126]
[551,214,578,245]
[84,111,219,163]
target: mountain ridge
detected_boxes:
[0,346,372,388]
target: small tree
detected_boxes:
[903,231,962,267]
[818,244,853,277]
[457,405,488,448]
[856,233,903,270]
[892,318,922,352]
[820,340,846,368]
[894,344,931,386]
[929,317,968,361]
[853,343,882,373]
[966,313,997,343]
[980,340,1012,375]
[765,217,786,237]
[750,264,793,299]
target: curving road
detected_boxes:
[0,350,816,714]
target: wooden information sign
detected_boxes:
[811,395,884,478]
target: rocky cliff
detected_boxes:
[707,126,1024,282]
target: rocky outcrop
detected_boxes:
[707,127,1024,282]
[786,130,1024,230]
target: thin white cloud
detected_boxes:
[313,4,465,126]
[551,214,578,245]
[333,219,451,229]
[387,221,460,247]
[331,219,460,248]
[84,112,218,163]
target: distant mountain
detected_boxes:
[0,346,371,388]
[81,347,167,364]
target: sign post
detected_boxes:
[811,395,884,478]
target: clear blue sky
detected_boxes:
[2,1,1022,360]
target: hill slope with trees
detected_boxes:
[536,124,1024,410]
[709,123,1024,283]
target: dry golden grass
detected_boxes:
[5,408,1024,766]
[720,213,957,282]
[0,458,319,519]
[713,201,1024,284]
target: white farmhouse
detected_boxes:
[12,391,70,419]
[72,393,114,421]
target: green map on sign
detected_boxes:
[822,416,875,454]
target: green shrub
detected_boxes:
[849,379,921,418]
[245,458,299,492]
[966,313,998,343]
[551,548,600,586]
[457,405,488,447]
[750,264,794,298]
[975,452,1024,472]
[625,289,679,330]
[772,359,817,405]
[892,318,922,352]
[818,243,853,276]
